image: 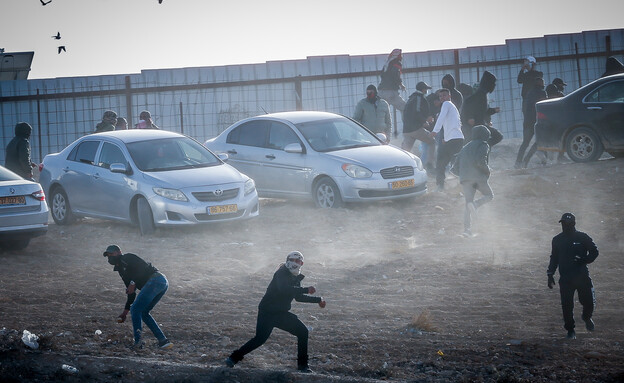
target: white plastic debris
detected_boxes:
[95,330,102,336]
[22,330,39,349]
[61,364,79,374]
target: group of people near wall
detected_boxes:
[93,109,159,133]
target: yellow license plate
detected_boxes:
[390,179,415,189]
[0,196,26,205]
[208,204,238,215]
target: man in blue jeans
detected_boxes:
[103,245,172,349]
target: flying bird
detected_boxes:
[57,46,66,54]
[52,32,61,40]
[40,0,52,5]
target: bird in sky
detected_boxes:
[58,46,66,54]
[40,0,52,5]
[52,32,61,40]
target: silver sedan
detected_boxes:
[39,130,259,234]
[205,111,427,208]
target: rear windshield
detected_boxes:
[0,166,24,181]
[127,137,222,172]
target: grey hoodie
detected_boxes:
[456,125,491,184]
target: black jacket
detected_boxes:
[441,74,464,111]
[545,84,564,98]
[460,71,497,127]
[5,122,33,178]
[378,59,403,91]
[547,230,598,282]
[402,91,430,133]
[523,86,547,123]
[517,68,544,99]
[113,253,159,310]
[258,266,321,313]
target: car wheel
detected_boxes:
[313,176,343,208]
[50,188,74,225]
[137,198,155,235]
[566,127,604,163]
[1,239,30,250]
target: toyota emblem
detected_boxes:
[214,189,223,196]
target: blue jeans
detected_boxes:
[130,273,168,343]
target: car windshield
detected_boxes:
[0,166,23,181]
[127,137,222,172]
[295,118,381,152]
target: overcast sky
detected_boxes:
[1,0,623,79]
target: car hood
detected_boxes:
[141,163,246,189]
[324,145,416,170]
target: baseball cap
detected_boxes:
[416,81,432,91]
[103,244,121,256]
[558,212,575,224]
[526,56,536,64]
[366,84,377,92]
[552,78,567,86]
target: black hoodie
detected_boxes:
[441,74,463,111]
[258,265,321,313]
[460,71,497,127]
[5,122,33,178]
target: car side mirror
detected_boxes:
[217,153,229,162]
[110,163,131,174]
[376,133,388,143]
[284,143,303,153]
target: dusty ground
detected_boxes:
[1,139,623,382]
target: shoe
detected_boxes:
[158,339,173,349]
[130,340,144,350]
[467,202,477,220]
[435,186,444,193]
[566,330,576,339]
[297,365,313,373]
[514,161,522,169]
[462,229,473,238]
[584,318,595,331]
[225,357,236,368]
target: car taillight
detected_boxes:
[32,190,45,201]
[38,163,44,172]
[536,112,548,120]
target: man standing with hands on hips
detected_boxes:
[547,213,599,339]
[103,244,173,349]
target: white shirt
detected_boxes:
[432,100,464,142]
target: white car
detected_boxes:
[0,166,48,250]
[205,111,427,208]
[39,130,259,234]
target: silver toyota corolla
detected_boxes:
[204,111,427,208]
[39,130,259,234]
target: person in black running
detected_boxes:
[547,213,599,339]
[225,251,326,373]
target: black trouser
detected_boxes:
[559,275,595,331]
[230,310,309,367]
[516,117,535,164]
[436,138,463,188]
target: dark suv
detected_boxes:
[535,73,624,162]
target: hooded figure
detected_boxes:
[378,49,407,113]
[441,74,463,110]
[460,71,502,146]
[352,84,392,137]
[5,122,34,179]
[601,56,624,78]
[94,110,117,133]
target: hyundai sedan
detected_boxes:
[39,130,259,234]
[0,165,48,250]
[204,111,427,208]
[535,73,624,162]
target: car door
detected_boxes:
[61,140,101,213]
[584,79,624,147]
[91,142,136,219]
[223,120,270,190]
[260,121,309,195]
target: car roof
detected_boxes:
[247,111,342,125]
[91,129,184,144]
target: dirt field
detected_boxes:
[1,139,623,382]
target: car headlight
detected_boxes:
[341,163,372,178]
[244,178,256,195]
[153,187,188,202]
[406,152,424,171]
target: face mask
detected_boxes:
[285,251,304,275]
[107,255,118,265]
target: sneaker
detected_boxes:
[297,365,313,373]
[467,202,478,220]
[225,357,236,368]
[130,340,144,350]
[158,339,173,349]
[514,161,522,169]
[462,229,473,238]
[566,330,576,339]
[584,318,595,331]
